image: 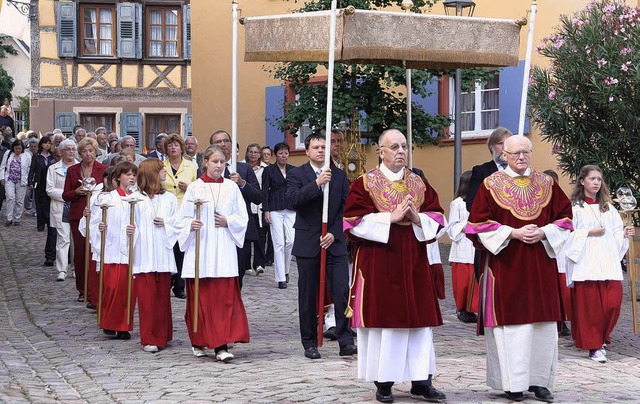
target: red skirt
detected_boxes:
[451,262,479,312]
[136,272,173,348]
[431,263,445,300]
[185,278,250,349]
[99,264,136,332]
[571,280,622,350]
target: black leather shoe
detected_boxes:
[86,302,96,310]
[304,347,321,359]
[323,326,338,341]
[339,344,357,356]
[411,384,447,402]
[504,391,525,402]
[374,382,394,403]
[375,389,394,403]
[559,321,571,337]
[115,331,131,340]
[174,290,186,299]
[285,273,289,283]
[457,309,478,323]
[528,386,554,402]
[44,260,54,267]
[278,281,287,289]
[103,329,116,337]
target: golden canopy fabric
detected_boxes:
[243,9,522,69]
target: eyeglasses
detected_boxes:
[504,150,532,157]
[214,139,232,145]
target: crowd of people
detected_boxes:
[0,123,635,403]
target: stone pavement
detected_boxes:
[1,213,640,403]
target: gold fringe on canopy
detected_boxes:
[243,9,522,69]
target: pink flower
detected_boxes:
[604,77,619,86]
[597,59,608,68]
[609,96,615,102]
[603,5,616,16]
[622,61,631,72]
[548,89,556,100]
[620,47,632,55]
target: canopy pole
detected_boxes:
[317,0,338,348]
[402,1,414,169]
[231,0,239,170]
[518,0,537,135]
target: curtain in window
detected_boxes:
[150,10,163,57]
[99,9,113,55]
[164,10,178,57]
[83,8,97,55]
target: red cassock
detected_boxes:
[466,170,573,327]
[344,168,444,328]
[136,272,173,348]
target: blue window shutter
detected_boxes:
[117,3,139,59]
[265,86,285,148]
[120,113,143,154]
[499,60,530,134]
[56,2,77,58]
[184,113,193,138]
[414,79,439,116]
[55,112,76,136]
[183,5,191,60]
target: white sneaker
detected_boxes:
[56,272,66,281]
[143,345,159,353]
[216,351,234,362]
[589,349,607,363]
[245,269,256,276]
[255,266,265,275]
[192,347,207,357]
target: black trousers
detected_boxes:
[35,192,57,262]
[172,243,185,293]
[296,252,353,350]
[265,227,274,264]
[236,243,251,289]
[250,213,267,269]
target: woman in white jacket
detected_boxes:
[564,165,635,363]
[46,139,78,281]
[131,159,180,353]
[0,139,31,226]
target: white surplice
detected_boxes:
[132,192,180,275]
[563,202,628,286]
[446,196,474,264]
[178,179,248,279]
[350,164,441,383]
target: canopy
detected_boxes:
[243,8,523,69]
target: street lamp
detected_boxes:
[6,0,32,18]
[443,0,476,17]
[444,0,476,194]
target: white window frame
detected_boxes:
[294,94,313,151]
[448,75,500,138]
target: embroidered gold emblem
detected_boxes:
[484,170,552,220]
[364,168,426,213]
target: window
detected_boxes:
[56,2,191,60]
[146,7,181,58]
[449,74,500,137]
[146,114,180,150]
[80,5,116,57]
[81,114,115,132]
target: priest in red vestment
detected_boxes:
[465,135,573,403]
[344,129,446,404]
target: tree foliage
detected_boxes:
[271,0,496,145]
[529,0,640,195]
[0,36,17,103]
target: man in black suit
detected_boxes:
[210,130,261,288]
[287,132,356,360]
[465,127,513,212]
[146,133,168,161]
[465,127,512,292]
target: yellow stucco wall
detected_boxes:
[190,0,623,221]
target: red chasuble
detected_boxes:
[344,168,445,328]
[466,170,573,326]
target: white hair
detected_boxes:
[58,138,77,151]
[503,135,532,152]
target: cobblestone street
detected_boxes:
[1,213,640,403]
